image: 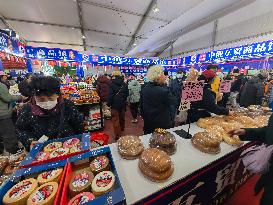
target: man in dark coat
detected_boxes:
[188,69,230,123]
[97,74,111,104]
[229,114,273,205]
[239,73,267,107]
[141,65,176,134]
[108,71,128,140]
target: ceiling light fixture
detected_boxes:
[82,35,86,39]
[72,27,75,30]
[39,23,44,26]
[153,2,160,13]
[133,43,137,46]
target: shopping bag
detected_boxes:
[240,143,273,174]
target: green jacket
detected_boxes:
[128,80,141,103]
[0,82,21,119]
[240,114,273,205]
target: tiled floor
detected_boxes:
[103,107,144,144]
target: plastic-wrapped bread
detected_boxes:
[3,178,38,205]
[191,132,221,154]
[149,129,177,155]
[222,134,244,147]
[27,182,58,205]
[138,148,174,182]
[205,125,225,142]
[117,135,144,159]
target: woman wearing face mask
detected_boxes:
[16,76,84,151]
[140,65,176,134]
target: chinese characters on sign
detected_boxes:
[182,81,205,102]
[219,80,233,93]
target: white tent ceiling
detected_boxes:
[0,0,272,57]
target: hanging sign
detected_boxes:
[219,80,233,93]
[182,81,205,102]
[0,32,26,56]
[26,46,78,61]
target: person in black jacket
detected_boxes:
[239,73,267,107]
[169,70,184,125]
[108,71,128,140]
[188,69,231,123]
[229,114,273,205]
[141,65,176,134]
[16,76,84,151]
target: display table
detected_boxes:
[109,124,255,205]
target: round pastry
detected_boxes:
[234,116,257,128]
[35,152,50,162]
[205,125,225,142]
[43,142,62,153]
[3,178,38,205]
[63,138,80,149]
[196,117,217,129]
[149,129,177,155]
[37,168,63,185]
[255,115,270,127]
[90,156,109,174]
[220,122,243,133]
[27,182,58,205]
[222,134,244,147]
[91,171,115,196]
[49,147,70,159]
[68,192,95,205]
[191,132,221,154]
[69,168,94,197]
[117,135,144,159]
[138,148,174,182]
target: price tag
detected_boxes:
[219,80,233,93]
[179,100,191,111]
[182,81,205,102]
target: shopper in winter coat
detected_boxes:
[128,79,141,123]
[16,76,84,151]
[229,114,273,205]
[188,70,230,123]
[0,71,22,154]
[169,70,184,124]
[239,73,267,107]
[141,66,176,134]
[108,71,128,140]
[97,74,111,105]
[229,74,246,107]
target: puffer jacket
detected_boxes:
[96,75,111,102]
[0,82,21,119]
[128,80,141,103]
[239,77,264,107]
[108,76,128,110]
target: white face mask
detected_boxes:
[36,99,58,110]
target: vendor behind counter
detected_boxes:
[187,69,231,123]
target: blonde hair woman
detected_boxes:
[140,65,176,134]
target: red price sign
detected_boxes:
[182,81,205,102]
[219,80,233,93]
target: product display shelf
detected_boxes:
[109,124,253,205]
